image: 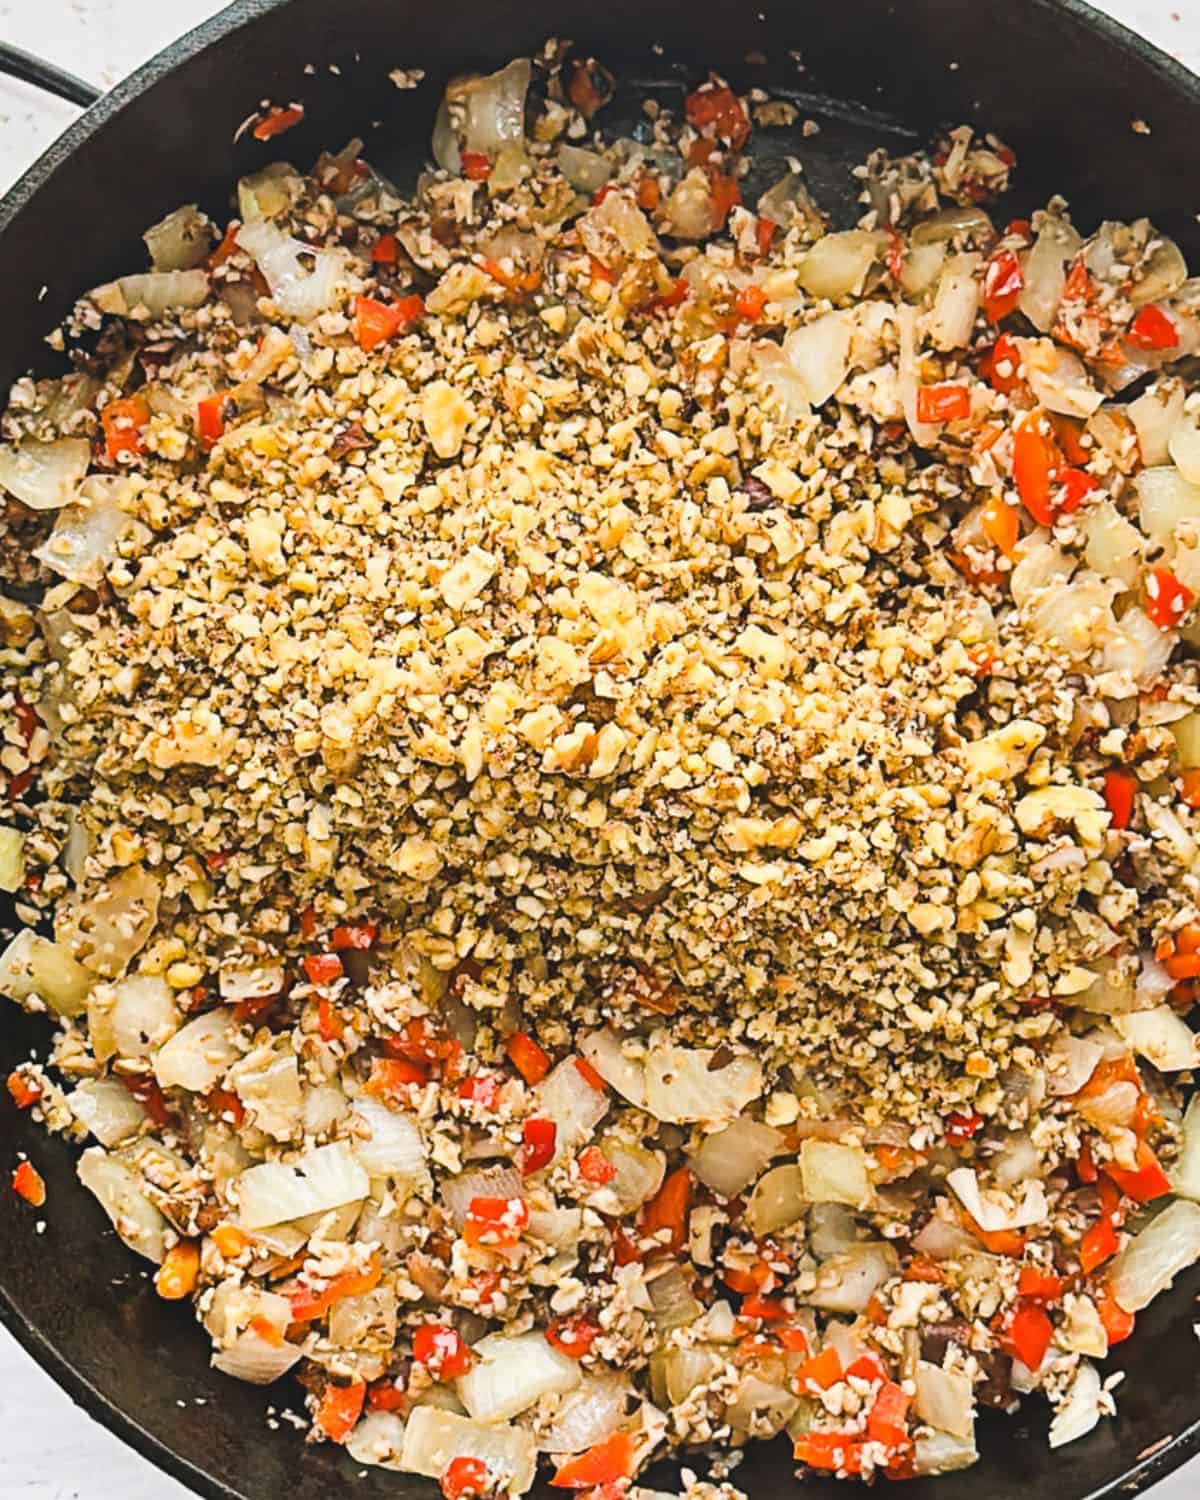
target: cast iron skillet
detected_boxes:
[1,1,1200,1496]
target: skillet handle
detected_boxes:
[0,42,100,108]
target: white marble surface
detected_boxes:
[1,0,1200,1495]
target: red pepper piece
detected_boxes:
[519,1116,557,1175]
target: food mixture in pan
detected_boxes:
[5,44,1200,1495]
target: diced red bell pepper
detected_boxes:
[441,1457,490,1500]
[519,1116,557,1175]
[463,1195,531,1249]
[735,285,768,323]
[505,1031,550,1085]
[317,996,344,1043]
[984,248,1024,322]
[708,173,742,228]
[367,1379,406,1412]
[101,395,150,464]
[1127,305,1180,351]
[1096,1287,1135,1346]
[304,952,344,987]
[635,176,661,212]
[981,495,1021,559]
[1005,1301,1053,1371]
[777,1326,811,1355]
[1103,769,1137,831]
[1013,413,1065,526]
[756,216,777,258]
[550,1431,637,1489]
[981,332,1024,394]
[866,1381,910,1446]
[314,1379,366,1443]
[794,1345,844,1392]
[1076,1137,1099,1184]
[1080,1215,1120,1274]
[197,394,228,447]
[793,1432,864,1475]
[204,1088,246,1127]
[843,1353,887,1383]
[121,1072,173,1128]
[684,84,751,148]
[944,1110,983,1146]
[371,233,400,266]
[577,1146,617,1185]
[1104,1141,1172,1204]
[460,152,492,181]
[1145,566,1195,631]
[573,1056,605,1091]
[330,921,378,951]
[365,1056,429,1098]
[11,1160,45,1207]
[354,293,425,352]
[299,905,317,941]
[640,1167,692,1254]
[288,1256,382,1322]
[1018,1266,1065,1303]
[253,104,304,141]
[458,1073,502,1110]
[413,1323,475,1380]
[6,1071,41,1110]
[1054,466,1099,514]
[547,1316,600,1358]
[916,383,971,424]
[741,1294,787,1321]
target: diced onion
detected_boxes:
[752,341,812,426]
[539,1375,630,1453]
[928,253,981,351]
[646,1262,703,1330]
[212,1326,304,1385]
[235,222,345,321]
[144,203,213,272]
[796,231,884,300]
[1019,338,1104,419]
[0,437,90,511]
[67,1078,146,1146]
[235,1141,369,1230]
[1170,710,1200,769]
[1129,237,1188,308]
[808,1202,861,1259]
[1170,1095,1200,1201]
[436,59,531,173]
[237,164,303,223]
[456,1332,580,1422]
[586,1139,665,1216]
[915,1361,975,1440]
[1136,465,1200,539]
[1080,501,1141,590]
[1045,1032,1105,1096]
[1129,382,1186,466]
[653,1346,721,1406]
[1019,218,1080,332]
[1113,1005,1200,1071]
[946,1167,1047,1232]
[91,271,210,318]
[782,312,853,406]
[1048,1359,1104,1449]
[1169,406,1200,485]
[805,1242,898,1313]
[58,865,161,977]
[399,1408,536,1495]
[0,929,92,1017]
[747,1163,806,1236]
[726,1372,799,1437]
[799,1139,870,1208]
[579,1029,647,1108]
[153,1007,240,1091]
[557,145,613,193]
[911,1210,977,1260]
[77,1146,168,1263]
[643,1044,762,1126]
[988,1131,1040,1190]
[898,302,938,447]
[1110,1198,1200,1312]
[911,205,994,245]
[914,1428,979,1475]
[352,1097,427,1179]
[442,1165,525,1228]
[34,476,135,584]
[534,1058,610,1157]
[346,1410,407,1469]
[689,1116,783,1197]
[89,975,180,1065]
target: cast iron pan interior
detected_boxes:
[2,1,1200,1496]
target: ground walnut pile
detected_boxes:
[2,47,1200,1494]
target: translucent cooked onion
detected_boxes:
[557,145,613,194]
[58,864,161,977]
[91,270,209,318]
[1110,1199,1200,1312]
[442,1164,525,1228]
[539,1375,631,1454]
[456,1331,580,1423]
[1113,1005,1200,1071]
[799,1139,870,1208]
[235,1141,369,1230]
[808,1202,861,1259]
[1170,1095,1200,1201]
[782,312,853,406]
[747,1163,806,1236]
[900,242,946,296]
[534,1057,610,1156]
[1129,382,1187,466]
[346,1410,407,1469]
[67,1077,146,1147]
[212,1325,304,1386]
[235,222,345,321]
[911,1210,977,1260]
[77,1146,168,1263]
[898,302,937,447]
[89,975,180,1065]
[144,204,213,272]
[805,1242,898,1313]
[726,1371,799,1437]
[987,1131,1040,1190]
[579,1029,647,1108]
[1169,406,1200,484]
[662,169,717,241]
[328,1286,397,1348]
[0,929,93,1018]
[1137,464,1200,539]
[231,1047,303,1140]
[653,1345,721,1406]
[946,1167,1047,1232]
[1010,533,1073,606]
[1045,1032,1105,1096]
[914,1428,979,1475]
[643,1044,762,1126]
[1019,217,1080,332]
[153,1007,239,1091]
[440,58,531,169]
[1019,338,1104,419]
[237,164,303,222]
[1129,237,1188,307]
[915,1361,974,1440]
[1080,501,1142,590]
[1025,574,1117,660]
[352,1097,427,1179]
[400,1407,536,1494]
[586,1139,665,1216]
[0,437,90,511]
[928,253,981,351]
[646,1263,703,1330]
[33,477,135,585]
[796,231,884,300]
[689,1115,783,1197]
[1048,1360,1103,1449]
[911,205,994,245]
[752,341,812,426]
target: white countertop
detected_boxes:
[1,1,1199,1496]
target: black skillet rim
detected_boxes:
[1,0,1200,1497]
